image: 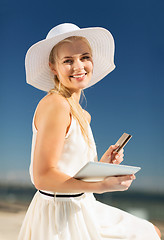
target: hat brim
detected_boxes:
[25,27,115,92]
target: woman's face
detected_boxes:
[50,39,93,92]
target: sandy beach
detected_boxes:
[0,201,27,240]
[0,200,164,240]
[0,210,25,240]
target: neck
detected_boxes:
[70,89,82,104]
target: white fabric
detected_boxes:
[18,111,160,240]
[29,114,97,195]
[25,23,115,92]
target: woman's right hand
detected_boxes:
[97,174,136,194]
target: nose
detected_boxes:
[73,59,84,71]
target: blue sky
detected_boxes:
[0,0,164,192]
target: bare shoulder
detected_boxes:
[35,93,71,130]
[83,109,91,124]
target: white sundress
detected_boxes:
[18,112,160,240]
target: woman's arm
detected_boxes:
[33,94,135,194]
[33,93,101,193]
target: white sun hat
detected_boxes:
[25,23,115,92]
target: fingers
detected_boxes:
[119,174,136,183]
[119,175,135,190]
[101,174,136,193]
[112,148,124,164]
[100,145,124,164]
[118,148,124,154]
[102,145,120,163]
[108,145,120,155]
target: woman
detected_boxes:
[18,23,161,239]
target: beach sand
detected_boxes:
[0,200,27,240]
[0,201,164,240]
[0,211,25,240]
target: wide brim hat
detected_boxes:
[25,23,115,92]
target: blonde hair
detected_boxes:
[48,36,92,146]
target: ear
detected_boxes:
[49,62,57,75]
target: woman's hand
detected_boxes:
[97,174,136,194]
[97,145,136,194]
[100,145,124,164]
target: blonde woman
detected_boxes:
[18,23,161,239]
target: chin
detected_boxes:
[77,78,91,89]
[69,76,92,91]
[77,83,89,90]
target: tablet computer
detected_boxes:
[74,162,141,182]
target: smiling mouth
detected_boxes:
[70,73,87,78]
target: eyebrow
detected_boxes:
[61,52,90,60]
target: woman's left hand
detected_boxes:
[100,145,124,164]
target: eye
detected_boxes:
[63,59,73,64]
[81,55,92,61]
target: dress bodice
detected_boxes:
[29,111,98,190]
